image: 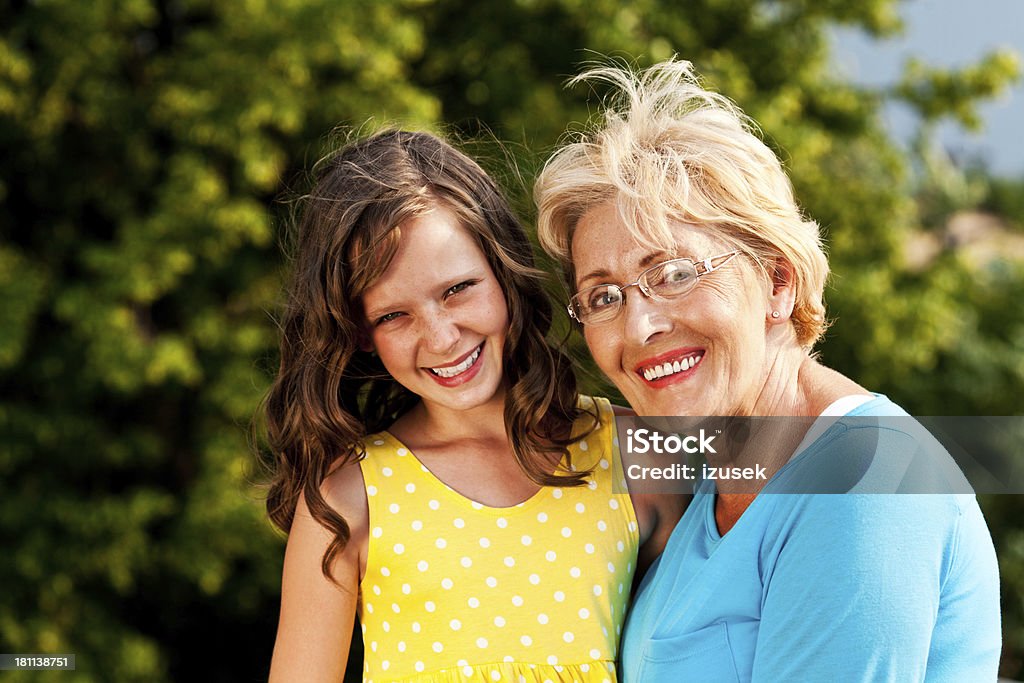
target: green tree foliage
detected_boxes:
[2,0,1022,679]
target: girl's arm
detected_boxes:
[269,461,368,682]
[612,404,689,579]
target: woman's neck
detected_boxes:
[391,388,510,450]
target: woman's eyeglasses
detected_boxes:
[568,251,740,325]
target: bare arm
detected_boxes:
[269,461,368,682]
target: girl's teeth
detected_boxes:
[643,354,703,381]
[431,346,481,378]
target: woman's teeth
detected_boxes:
[430,345,482,378]
[642,354,703,382]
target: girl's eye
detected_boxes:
[375,312,404,325]
[444,280,477,298]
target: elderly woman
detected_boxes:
[535,60,1000,682]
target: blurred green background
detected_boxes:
[2,1,1023,680]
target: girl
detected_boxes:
[263,130,680,682]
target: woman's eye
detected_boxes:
[588,287,621,309]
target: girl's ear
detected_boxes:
[356,327,375,353]
[766,257,796,323]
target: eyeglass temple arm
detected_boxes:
[696,251,739,277]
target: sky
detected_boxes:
[830,0,1024,177]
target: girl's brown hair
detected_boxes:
[262,129,594,579]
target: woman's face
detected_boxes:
[360,205,509,416]
[571,201,773,417]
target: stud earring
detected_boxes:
[771,311,781,319]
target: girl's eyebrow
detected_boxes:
[363,268,488,319]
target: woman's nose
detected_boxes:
[621,290,672,346]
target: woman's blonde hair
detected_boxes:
[535,59,829,347]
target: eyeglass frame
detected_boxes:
[567,250,741,325]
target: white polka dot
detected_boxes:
[554,591,565,602]
[454,518,465,528]
[372,585,381,595]
[442,578,454,590]
[504,656,514,663]
[392,603,400,613]
[497,517,508,528]
[579,607,590,619]
[463,666,474,676]
[521,635,532,646]
[396,447,408,456]
[366,603,373,613]
[563,631,575,643]
[476,637,488,648]
[494,616,506,627]
[418,560,429,572]
[432,642,443,653]
[570,566,581,578]
[373,439,384,446]
[411,520,423,531]
[576,502,586,513]
[425,601,436,612]
[381,660,390,670]
[547,655,559,665]
[491,671,501,681]
[436,538,447,549]
[538,613,549,625]
[471,501,484,510]
[590,648,601,658]
[504,556,515,567]
[450,619,461,630]
[382,467,393,477]
[415,662,425,672]
[580,440,589,451]
[372,527,383,538]
[629,521,637,532]
[553,489,563,499]
[388,503,400,514]
[529,573,541,585]
[609,499,620,510]
[585,543,595,554]
[468,597,480,608]
[412,622,421,633]
[599,458,609,469]
[479,537,491,548]
[512,595,524,607]
[405,483,416,493]
[581,663,590,672]
[608,562,616,572]
[561,527,572,538]
[402,583,411,594]
[461,556,473,568]
[619,583,625,594]
[393,543,405,554]
[382,621,390,632]
[617,540,625,552]
[537,512,548,522]
[380,567,390,577]
[367,485,378,496]
[521,535,533,546]
[397,641,406,652]
[370,641,378,652]
[486,576,498,587]
[594,585,603,596]
[588,480,598,490]
[428,499,440,510]
[545,550,557,561]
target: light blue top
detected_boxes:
[620,395,1001,682]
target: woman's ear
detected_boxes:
[766,257,796,323]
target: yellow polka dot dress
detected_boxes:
[357,396,639,682]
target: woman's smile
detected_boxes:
[425,341,485,385]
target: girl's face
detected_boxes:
[360,205,510,416]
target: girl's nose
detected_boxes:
[422,311,461,355]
